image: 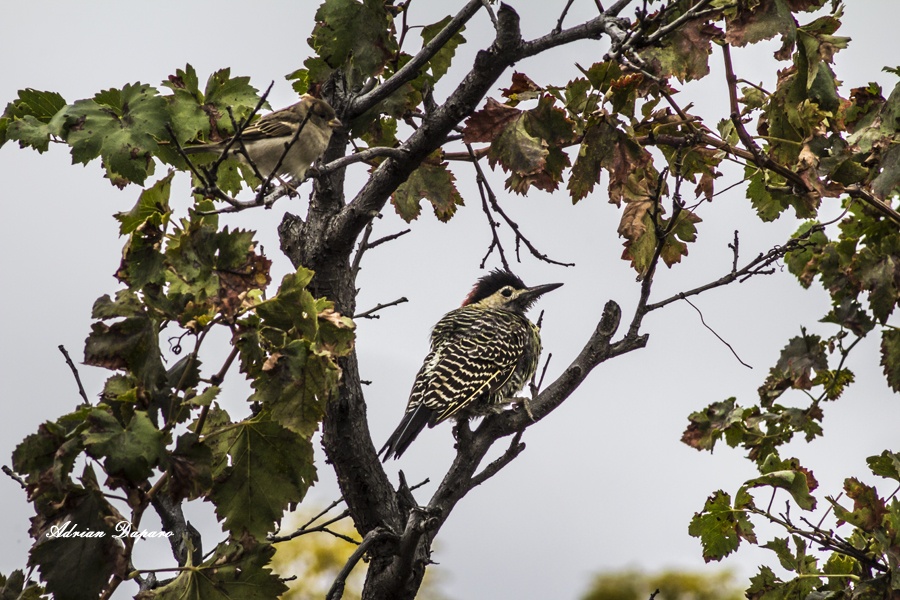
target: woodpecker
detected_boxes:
[380,269,562,461]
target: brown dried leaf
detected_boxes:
[462,98,521,143]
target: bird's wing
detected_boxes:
[412,309,530,424]
[241,112,295,139]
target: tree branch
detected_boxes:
[327,528,395,600]
[353,297,409,320]
[347,0,485,118]
[58,344,89,404]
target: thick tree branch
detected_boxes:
[327,528,395,600]
[347,0,485,118]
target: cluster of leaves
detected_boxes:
[0,65,270,192]
[688,455,900,599]
[2,171,354,596]
[290,1,469,223]
[635,2,900,599]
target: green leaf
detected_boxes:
[830,477,888,532]
[83,409,166,482]
[391,155,464,222]
[761,536,819,587]
[166,355,202,392]
[740,461,817,511]
[254,268,317,337]
[167,432,213,502]
[810,367,855,400]
[84,313,166,391]
[202,68,262,125]
[421,16,466,82]
[659,209,702,267]
[724,0,798,57]
[29,466,126,600]
[858,251,899,324]
[190,385,220,408]
[487,113,547,178]
[250,341,339,438]
[12,416,85,490]
[115,171,173,234]
[568,115,621,202]
[640,19,722,83]
[681,398,745,452]
[307,0,397,88]
[91,290,145,320]
[759,331,828,405]
[867,450,900,481]
[688,490,755,562]
[820,298,874,338]
[785,221,828,288]
[881,329,900,392]
[207,416,317,538]
[0,569,44,600]
[136,541,287,599]
[55,83,167,187]
[746,167,818,222]
[2,88,67,152]
[747,565,781,600]
[159,64,209,149]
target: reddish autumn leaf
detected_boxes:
[462,98,521,143]
[724,0,797,59]
[502,71,541,102]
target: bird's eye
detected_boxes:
[501,287,513,297]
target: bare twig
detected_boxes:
[646,228,822,313]
[270,509,358,545]
[208,346,239,386]
[729,230,740,273]
[2,465,26,489]
[351,222,410,280]
[554,0,577,33]
[536,353,552,391]
[196,184,292,215]
[641,0,716,46]
[58,345,89,404]
[351,222,374,281]
[467,145,575,268]
[467,143,510,271]
[367,229,412,251]
[467,430,526,490]
[203,84,274,189]
[481,0,498,27]
[353,297,409,319]
[681,296,752,368]
[747,504,888,573]
[326,528,395,600]
[317,147,408,177]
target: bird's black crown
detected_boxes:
[462,269,527,306]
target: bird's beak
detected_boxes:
[521,282,563,302]
[328,117,343,129]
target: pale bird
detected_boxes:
[185,94,341,181]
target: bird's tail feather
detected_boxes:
[379,404,432,462]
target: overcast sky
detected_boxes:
[2,2,899,599]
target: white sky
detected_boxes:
[1,2,898,599]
